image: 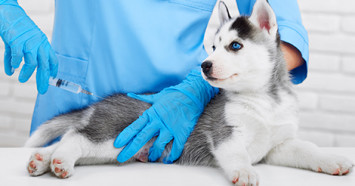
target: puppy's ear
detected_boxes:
[249,0,278,37]
[218,1,231,26]
[204,0,240,55]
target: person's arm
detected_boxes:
[269,0,309,84]
[0,0,58,93]
[281,42,303,71]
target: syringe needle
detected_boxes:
[81,89,94,96]
[80,89,105,100]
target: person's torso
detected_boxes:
[31,0,255,134]
[51,0,255,97]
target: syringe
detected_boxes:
[49,77,94,96]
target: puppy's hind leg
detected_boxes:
[49,131,85,179]
[264,139,354,175]
[49,131,124,178]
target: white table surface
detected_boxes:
[1,147,354,186]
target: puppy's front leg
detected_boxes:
[264,139,354,175]
[214,131,259,186]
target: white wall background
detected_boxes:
[0,0,354,147]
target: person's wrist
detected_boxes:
[281,41,304,71]
[174,69,219,108]
[188,69,219,104]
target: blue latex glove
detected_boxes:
[114,69,219,163]
[0,0,58,94]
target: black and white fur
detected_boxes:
[26,0,353,185]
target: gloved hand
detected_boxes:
[114,69,219,163]
[0,0,58,94]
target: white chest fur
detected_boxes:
[223,91,298,163]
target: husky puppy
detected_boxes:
[26,0,353,185]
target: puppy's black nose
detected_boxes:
[201,61,213,74]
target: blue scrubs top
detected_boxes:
[30,0,309,134]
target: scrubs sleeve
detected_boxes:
[268,0,309,84]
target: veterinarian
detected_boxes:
[0,0,308,163]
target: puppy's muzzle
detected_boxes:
[201,61,213,76]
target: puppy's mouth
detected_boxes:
[206,73,238,82]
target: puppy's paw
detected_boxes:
[27,153,50,176]
[231,166,259,186]
[50,158,74,178]
[314,154,353,176]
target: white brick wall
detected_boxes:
[343,56,355,73]
[296,0,355,147]
[0,0,354,147]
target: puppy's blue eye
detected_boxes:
[232,43,241,49]
[230,42,243,51]
[212,45,216,51]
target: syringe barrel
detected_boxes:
[49,77,82,94]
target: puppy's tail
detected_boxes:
[25,109,89,147]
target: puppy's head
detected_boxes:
[202,0,280,92]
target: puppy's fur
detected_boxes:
[26,0,353,184]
